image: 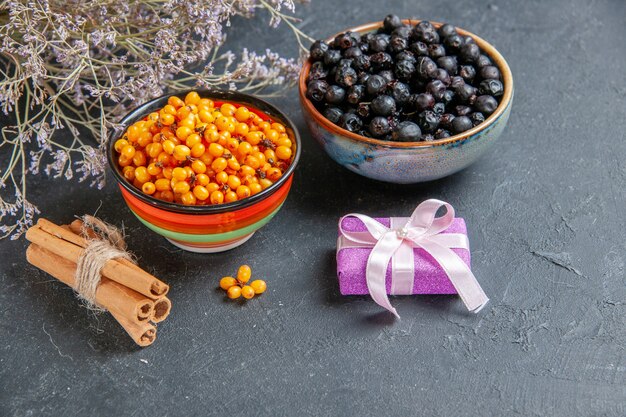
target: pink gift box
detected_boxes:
[336,216,471,295]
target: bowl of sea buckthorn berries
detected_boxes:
[108,90,300,253]
[298,15,513,183]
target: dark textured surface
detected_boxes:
[1,1,625,416]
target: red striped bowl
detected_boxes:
[107,90,301,253]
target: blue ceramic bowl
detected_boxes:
[299,20,514,183]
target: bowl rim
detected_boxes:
[107,89,301,214]
[298,19,514,148]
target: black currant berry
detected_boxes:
[339,113,363,132]
[325,85,345,104]
[306,79,328,102]
[323,107,343,124]
[451,115,472,133]
[474,95,498,115]
[393,121,422,141]
[369,116,391,137]
[371,95,396,116]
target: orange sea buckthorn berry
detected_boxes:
[173,181,191,195]
[162,140,176,155]
[134,166,150,183]
[193,185,209,201]
[220,103,237,117]
[204,128,219,143]
[126,125,141,142]
[114,139,129,153]
[220,276,237,291]
[249,183,262,195]
[211,157,228,172]
[208,143,224,157]
[198,109,214,123]
[250,280,267,295]
[180,191,197,205]
[121,144,136,159]
[215,171,228,184]
[245,131,262,145]
[224,191,238,203]
[168,96,184,108]
[122,166,135,181]
[253,151,266,165]
[257,121,270,132]
[265,129,279,142]
[277,137,292,148]
[215,116,230,132]
[155,178,171,191]
[160,190,175,202]
[260,178,273,190]
[172,167,188,181]
[210,190,224,205]
[237,265,251,284]
[271,122,286,133]
[184,166,195,178]
[227,175,241,190]
[234,106,251,122]
[147,163,162,176]
[190,143,206,158]
[199,153,214,166]
[185,133,202,148]
[264,149,276,163]
[237,142,252,157]
[227,285,242,299]
[176,126,193,141]
[185,91,201,106]
[236,185,251,199]
[276,145,292,160]
[146,142,163,158]
[162,104,177,115]
[207,182,220,193]
[226,137,239,152]
[195,174,210,187]
[159,113,175,126]
[142,182,156,195]
[266,167,282,182]
[173,144,191,161]
[241,285,255,300]
[234,122,249,136]
[239,165,255,177]
[162,166,174,179]
[227,158,240,171]
[132,150,147,167]
[191,159,207,175]
[244,155,260,170]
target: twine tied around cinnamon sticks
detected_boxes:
[25,217,172,347]
[75,216,132,310]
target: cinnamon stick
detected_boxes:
[68,220,151,276]
[26,244,154,323]
[151,297,172,323]
[27,221,168,299]
[109,309,157,347]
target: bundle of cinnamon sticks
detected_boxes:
[25,218,171,347]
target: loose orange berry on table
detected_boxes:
[220,276,237,291]
[227,285,242,300]
[237,265,252,284]
[250,280,267,295]
[241,285,255,300]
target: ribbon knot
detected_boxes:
[338,199,489,318]
[395,227,409,239]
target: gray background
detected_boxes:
[1,0,625,415]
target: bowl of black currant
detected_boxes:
[298,15,513,183]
